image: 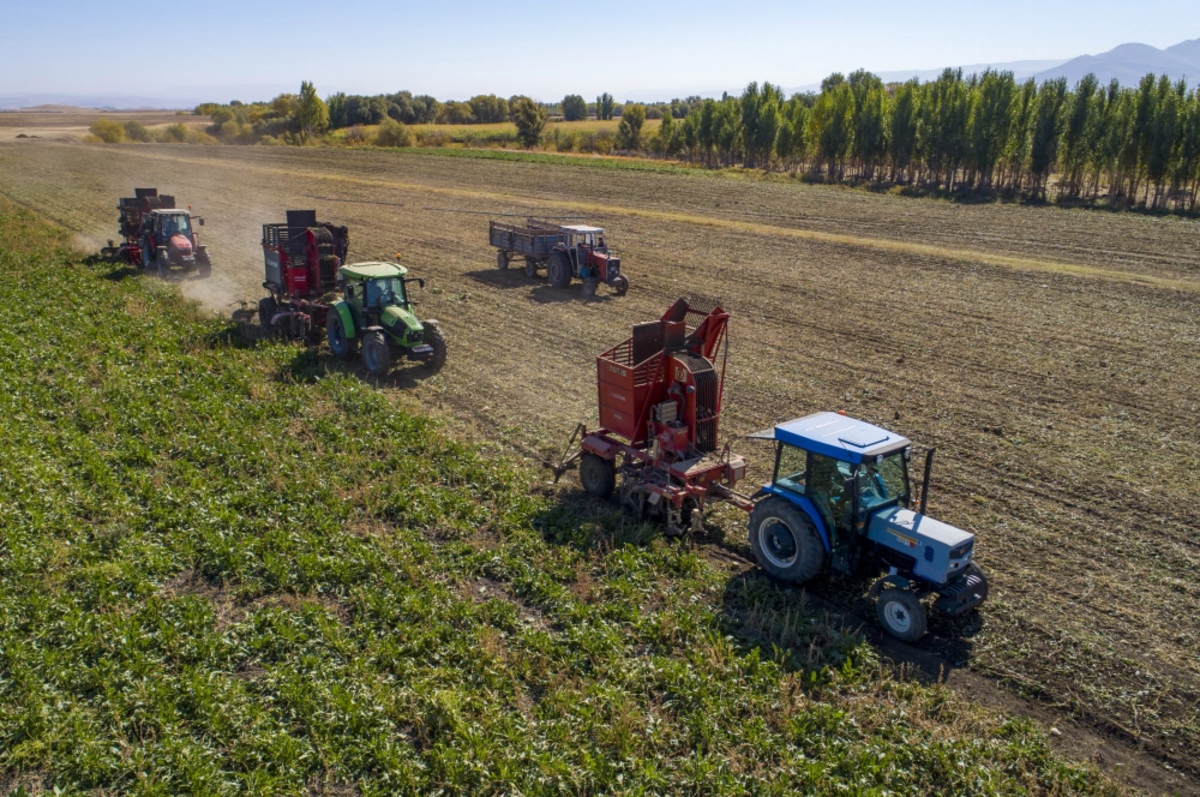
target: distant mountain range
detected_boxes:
[3,38,1199,110]
[1032,38,1200,86]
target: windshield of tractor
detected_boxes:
[364,277,406,309]
[159,214,192,238]
[858,452,909,510]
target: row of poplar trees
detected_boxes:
[666,70,1200,211]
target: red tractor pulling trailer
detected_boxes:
[257,210,350,338]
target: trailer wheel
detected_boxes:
[497,250,509,270]
[579,453,615,498]
[258,297,277,331]
[547,251,572,288]
[327,312,358,359]
[582,277,598,298]
[613,274,630,296]
[363,330,391,375]
[524,257,538,278]
[423,324,448,372]
[876,588,927,642]
[748,497,826,583]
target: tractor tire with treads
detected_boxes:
[748,497,826,584]
[877,588,927,642]
[547,251,572,288]
[197,251,212,278]
[582,277,599,298]
[156,249,169,280]
[579,453,615,499]
[613,274,629,296]
[327,312,358,359]
[524,257,538,278]
[258,297,277,332]
[363,330,391,376]
[423,324,448,372]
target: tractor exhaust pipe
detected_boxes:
[920,447,936,515]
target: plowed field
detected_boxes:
[2,139,1198,791]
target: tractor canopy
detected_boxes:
[749,412,910,465]
[339,261,408,281]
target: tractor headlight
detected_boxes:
[949,540,974,560]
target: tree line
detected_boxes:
[651,70,1200,211]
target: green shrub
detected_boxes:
[414,128,449,147]
[123,120,152,142]
[88,118,125,143]
[164,123,188,142]
[373,118,413,147]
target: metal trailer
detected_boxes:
[257,210,350,339]
[489,217,630,296]
[551,297,748,534]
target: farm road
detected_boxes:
[2,140,1199,792]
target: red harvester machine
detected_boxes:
[551,298,751,534]
[258,210,350,338]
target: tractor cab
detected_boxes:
[557,224,622,289]
[141,209,208,274]
[747,411,987,641]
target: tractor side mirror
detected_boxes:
[418,279,425,290]
[198,218,205,226]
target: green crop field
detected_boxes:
[0,199,1118,794]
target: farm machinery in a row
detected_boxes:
[256,210,447,376]
[551,298,988,641]
[490,218,629,297]
[102,188,212,278]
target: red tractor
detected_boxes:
[490,219,629,297]
[101,188,211,278]
[257,210,350,339]
[551,298,750,533]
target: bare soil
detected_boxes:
[1,140,1197,794]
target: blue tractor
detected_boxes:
[746,412,988,641]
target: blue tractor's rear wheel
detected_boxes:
[748,497,826,584]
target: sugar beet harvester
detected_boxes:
[258,210,350,339]
[101,188,211,278]
[552,298,989,641]
[551,298,749,536]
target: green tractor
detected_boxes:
[326,262,447,376]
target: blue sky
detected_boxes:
[4,0,1199,102]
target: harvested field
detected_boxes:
[0,110,201,139]
[1,140,1198,792]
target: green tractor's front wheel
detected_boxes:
[363,330,391,376]
[327,312,358,360]
[423,324,448,372]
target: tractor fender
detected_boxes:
[581,434,618,460]
[422,318,440,327]
[868,572,913,599]
[331,300,356,338]
[756,485,832,552]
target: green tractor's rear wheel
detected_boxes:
[524,257,538,278]
[748,497,826,584]
[579,453,615,498]
[423,324,447,372]
[327,312,358,359]
[547,251,572,288]
[362,330,391,376]
[877,588,927,642]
